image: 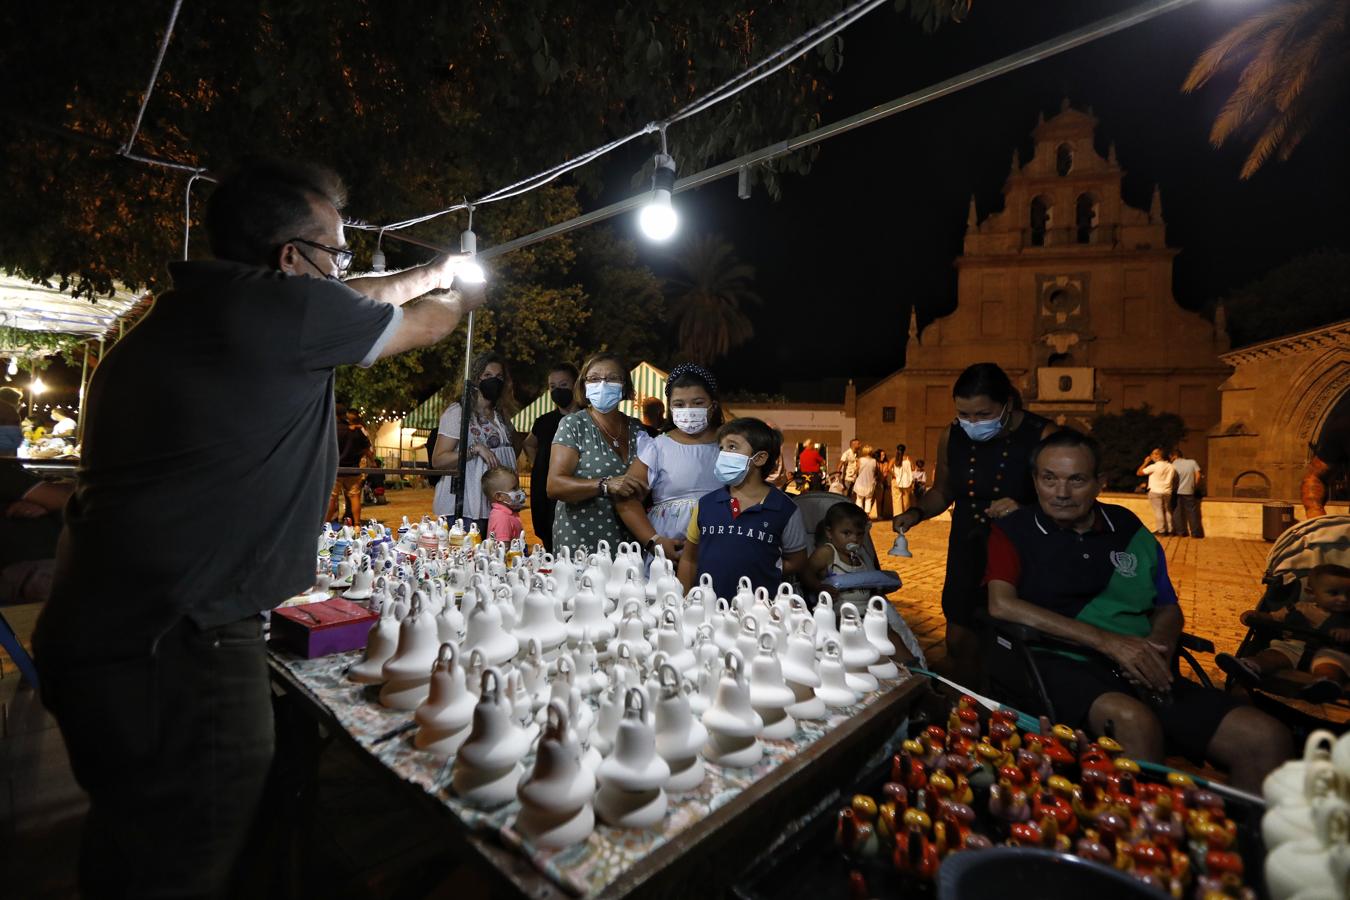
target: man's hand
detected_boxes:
[1102,634,1172,693]
[984,498,1018,519]
[892,508,923,533]
[5,500,48,519]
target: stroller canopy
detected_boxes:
[1264,514,1350,586]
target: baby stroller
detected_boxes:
[792,491,925,665]
[1222,514,1350,734]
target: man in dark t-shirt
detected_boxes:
[524,362,579,551]
[33,159,484,897]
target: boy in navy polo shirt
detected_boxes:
[679,418,809,600]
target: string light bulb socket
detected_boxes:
[371,229,387,273]
[639,152,679,241]
[455,207,486,285]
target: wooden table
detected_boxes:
[268,654,927,899]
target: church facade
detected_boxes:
[855,104,1231,472]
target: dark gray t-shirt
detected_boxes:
[36,260,399,662]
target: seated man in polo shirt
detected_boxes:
[985,429,1290,792]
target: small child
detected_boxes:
[912,460,927,499]
[802,502,873,616]
[678,418,810,600]
[1219,563,1350,702]
[482,466,526,544]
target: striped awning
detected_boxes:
[0,273,146,340]
[512,361,669,433]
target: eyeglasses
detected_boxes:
[287,237,354,275]
[584,375,625,385]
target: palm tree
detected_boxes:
[666,235,762,365]
[1182,0,1349,179]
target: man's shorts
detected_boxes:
[1032,652,1247,762]
[1268,638,1350,674]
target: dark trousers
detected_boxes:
[40,615,275,899]
[1174,494,1204,537]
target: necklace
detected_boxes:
[590,409,626,452]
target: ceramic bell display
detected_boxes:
[652,663,707,794]
[781,619,827,721]
[595,689,671,829]
[515,700,596,848]
[812,594,841,649]
[349,594,401,684]
[713,601,741,652]
[379,592,441,709]
[343,554,375,601]
[887,529,913,557]
[701,651,764,768]
[838,604,880,693]
[435,594,465,644]
[615,602,653,661]
[414,643,476,757]
[452,668,531,807]
[1265,730,1336,806]
[550,547,579,602]
[748,632,797,740]
[462,591,519,667]
[862,596,900,680]
[654,608,696,673]
[731,576,756,616]
[1266,796,1350,900]
[815,639,860,709]
[591,681,624,758]
[508,670,541,747]
[687,659,717,719]
[734,614,762,663]
[515,573,567,657]
[571,636,609,697]
[567,575,616,645]
[1264,731,1342,850]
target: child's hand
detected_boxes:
[1330,628,1350,644]
[1239,610,1257,626]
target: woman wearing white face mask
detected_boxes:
[546,352,650,554]
[615,364,724,562]
[890,362,1056,681]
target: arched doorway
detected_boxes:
[1313,388,1350,501]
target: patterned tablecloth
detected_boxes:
[276,650,909,897]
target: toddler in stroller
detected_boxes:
[1219,562,1350,702]
[797,497,924,666]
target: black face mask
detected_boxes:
[550,387,573,408]
[478,376,505,403]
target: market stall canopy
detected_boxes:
[0,272,147,340]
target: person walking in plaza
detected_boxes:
[523,362,580,552]
[892,444,914,514]
[1169,447,1204,538]
[797,437,825,491]
[892,363,1055,681]
[838,437,862,497]
[616,363,723,562]
[1137,447,1176,536]
[547,352,650,553]
[327,402,371,524]
[852,444,878,517]
[876,449,894,521]
[431,352,522,535]
[33,158,483,897]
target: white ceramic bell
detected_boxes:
[644,651,671,704]
[490,584,517,633]
[536,655,578,725]
[615,601,653,661]
[1267,731,1338,807]
[653,663,707,794]
[567,574,615,645]
[550,547,579,603]
[887,530,912,558]
[688,659,717,718]
[839,605,880,693]
[730,576,756,616]
[452,667,531,806]
[595,688,670,829]
[515,574,568,656]
[435,595,465,645]
[391,581,412,620]
[464,648,487,698]
[611,641,643,692]
[813,594,840,649]
[414,643,476,757]
[764,605,789,651]
[509,567,530,619]
[701,651,764,768]
[658,593,689,645]
[1267,797,1350,900]
[462,592,519,667]
[516,700,597,848]
[683,587,711,641]
[713,600,740,653]
[343,555,376,600]
[652,557,684,608]
[571,635,609,697]
[748,632,797,740]
[782,620,826,720]
[655,608,696,673]
[380,592,441,709]
[816,639,859,709]
[734,614,762,663]
[349,594,401,684]
[603,542,628,601]
[509,669,541,747]
[863,596,901,680]
[591,681,624,757]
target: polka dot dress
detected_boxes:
[550,410,646,554]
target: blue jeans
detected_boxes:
[41,615,274,898]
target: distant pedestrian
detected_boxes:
[876,449,894,520]
[839,437,862,497]
[640,396,665,438]
[797,438,825,491]
[912,459,927,499]
[1170,448,1204,538]
[892,443,914,513]
[1137,448,1175,535]
[853,445,878,517]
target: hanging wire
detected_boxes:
[119,0,187,156]
[182,172,204,260]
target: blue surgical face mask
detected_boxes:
[585,381,623,413]
[714,450,753,486]
[957,404,1008,442]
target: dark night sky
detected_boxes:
[602,0,1350,395]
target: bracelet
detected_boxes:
[599,477,609,498]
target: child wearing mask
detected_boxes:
[678,417,809,600]
[482,465,526,543]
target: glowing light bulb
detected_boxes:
[6,359,16,376]
[30,377,47,395]
[638,153,679,241]
[455,227,487,285]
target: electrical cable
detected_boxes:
[119,0,187,156]
[182,172,204,260]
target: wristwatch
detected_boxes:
[644,536,658,555]
[599,477,609,497]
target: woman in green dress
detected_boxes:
[546,352,649,554]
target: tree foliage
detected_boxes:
[666,234,762,365]
[1182,0,1350,179]
[1219,249,1350,348]
[1090,406,1188,492]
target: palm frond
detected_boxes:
[1182,5,1292,92]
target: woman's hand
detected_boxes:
[985,498,1019,519]
[605,476,638,500]
[472,444,496,464]
[892,508,923,532]
[656,536,685,561]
